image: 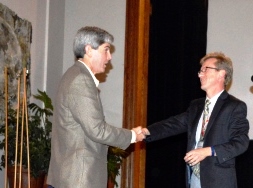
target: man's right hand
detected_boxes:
[132,126,145,142]
[141,128,150,136]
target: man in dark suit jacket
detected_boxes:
[47,26,144,188]
[142,52,249,188]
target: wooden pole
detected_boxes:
[4,67,8,188]
[18,96,24,187]
[14,71,21,188]
[4,68,31,188]
[23,68,31,188]
[15,68,31,188]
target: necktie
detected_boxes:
[200,99,211,141]
[192,99,211,178]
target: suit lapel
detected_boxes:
[75,61,103,112]
[188,100,205,149]
[188,91,229,150]
[204,91,228,137]
[192,103,204,135]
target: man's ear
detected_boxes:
[218,69,226,80]
[85,45,93,57]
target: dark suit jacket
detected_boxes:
[47,61,132,188]
[145,91,249,188]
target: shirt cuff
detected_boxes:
[131,130,136,143]
[211,146,216,156]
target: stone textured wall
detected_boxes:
[0,2,32,127]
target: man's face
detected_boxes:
[198,58,221,92]
[90,43,112,74]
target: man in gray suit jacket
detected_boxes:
[47,26,144,188]
[142,52,249,188]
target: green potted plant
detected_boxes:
[0,90,53,187]
[107,146,128,187]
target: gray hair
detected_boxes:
[73,26,114,59]
[200,52,233,86]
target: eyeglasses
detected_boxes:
[198,66,220,75]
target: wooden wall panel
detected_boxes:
[121,0,151,187]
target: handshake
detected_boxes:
[132,126,150,142]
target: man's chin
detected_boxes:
[200,85,206,91]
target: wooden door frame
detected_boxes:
[121,0,151,187]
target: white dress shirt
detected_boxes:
[195,90,224,147]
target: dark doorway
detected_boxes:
[146,1,208,187]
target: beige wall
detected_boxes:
[207,0,253,137]
[63,0,126,128]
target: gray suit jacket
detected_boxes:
[47,61,132,188]
[145,91,249,188]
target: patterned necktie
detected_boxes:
[200,99,211,141]
[192,99,211,178]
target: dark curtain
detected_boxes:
[236,141,253,188]
[146,1,208,187]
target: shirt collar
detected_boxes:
[206,90,224,106]
[78,60,99,87]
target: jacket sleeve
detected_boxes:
[68,72,132,149]
[214,101,249,164]
[145,111,189,143]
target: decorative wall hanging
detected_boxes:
[0,2,32,127]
